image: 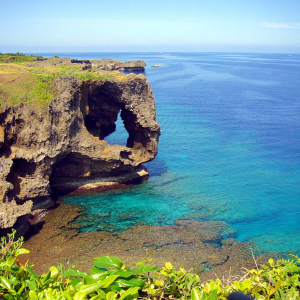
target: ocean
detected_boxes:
[34,52,300,255]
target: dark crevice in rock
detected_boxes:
[204,240,223,249]
[120,150,133,161]
[200,254,230,272]
[12,158,36,176]
[83,83,122,140]
[6,158,37,203]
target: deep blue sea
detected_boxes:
[33,52,300,255]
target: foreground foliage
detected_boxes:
[0,231,300,299]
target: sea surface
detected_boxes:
[33,52,300,255]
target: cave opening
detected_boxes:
[82,86,131,147]
[104,110,129,146]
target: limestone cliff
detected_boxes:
[28,57,146,71]
[0,59,160,232]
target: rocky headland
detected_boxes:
[0,55,160,235]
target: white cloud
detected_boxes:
[259,22,300,29]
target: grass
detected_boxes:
[0,72,55,109]
[0,52,41,64]
[0,54,117,111]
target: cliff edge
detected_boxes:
[0,55,160,232]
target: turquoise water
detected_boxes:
[40,52,300,255]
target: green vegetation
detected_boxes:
[0,70,56,109]
[0,54,112,110]
[0,53,43,64]
[1,231,300,299]
[31,75,56,105]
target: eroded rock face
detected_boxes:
[27,57,147,71]
[0,73,160,231]
[91,59,146,71]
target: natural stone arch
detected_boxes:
[0,73,160,230]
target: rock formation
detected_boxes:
[90,59,146,71]
[0,60,160,233]
[28,57,147,71]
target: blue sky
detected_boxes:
[1,0,300,53]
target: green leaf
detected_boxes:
[93,256,123,269]
[44,290,56,300]
[268,258,275,268]
[100,275,119,288]
[64,269,89,278]
[17,285,26,295]
[70,278,82,287]
[0,276,12,290]
[29,290,38,300]
[109,270,134,278]
[241,278,252,291]
[191,288,202,300]
[79,275,119,294]
[6,256,15,266]
[41,271,51,285]
[91,272,108,281]
[90,267,108,280]
[207,289,218,300]
[270,280,282,297]
[4,294,14,300]
[73,291,87,300]
[83,276,97,285]
[95,289,106,299]
[106,291,117,300]
[76,282,106,299]
[118,287,140,300]
[134,262,160,274]
[24,266,39,279]
[15,248,30,257]
[90,267,106,276]
[49,266,59,279]
[62,291,73,300]
[113,278,145,288]
[24,279,38,291]
[9,276,18,286]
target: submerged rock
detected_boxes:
[20,201,270,281]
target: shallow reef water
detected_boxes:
[23,201,271,281]
[34,52,300,260]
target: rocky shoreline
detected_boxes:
[19,200,273,282]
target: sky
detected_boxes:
[1,0,300,53]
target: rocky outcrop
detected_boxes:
[0,72,160,231]
[90,59,146,71]
[27,57,147,71]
